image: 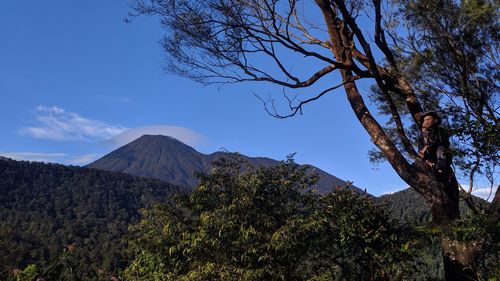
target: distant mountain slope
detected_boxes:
[376,188,432,223]
[89,135,205,187]
[0,158,183,279]
[376,188,488,224]
[88,135,361,194]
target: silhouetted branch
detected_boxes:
[256,76,361,118]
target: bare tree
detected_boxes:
[128,0,499,277]
[131,0,498,231]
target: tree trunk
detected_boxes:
[425,173,460,227]
[315,0,461,225]
[314,2,469,279]
[441,239,480,281]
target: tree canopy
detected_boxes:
[129,1,499,277]
[129,0,499,226]
[124,157,428,280]
[0,158,181,280]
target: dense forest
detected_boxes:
[0,158,183,280]
[123,157,442,280]
[122,158,498,280]
[1,157,498,280]
[377,188,488,224]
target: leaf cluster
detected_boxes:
[373,0,500,185]
[124,157,424,280]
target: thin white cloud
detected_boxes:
[67,154,101,165]
[458,183,497,201]
[380,187,408,196]
[0,151,101,166]
[19,106,128,141]
[105,125,206,147]
[470,186,498,202]
[0,152,68,163]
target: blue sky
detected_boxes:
[3,0,491,197]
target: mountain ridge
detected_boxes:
[376,187,488,224]
[88,135,362,194]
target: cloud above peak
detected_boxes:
[16,106,207,163]
[0,151,100,165]
[105,125,206,147]
[19,106,128,141]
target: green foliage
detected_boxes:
[124,157,424,280]
[377,188,489,224]
[17,264,39,281]
[449,214,500,279]
[0,158,181,280]
[4,249,76,281]
[377,188,433,224]
[378,189,500,279]
[380,0,500,183]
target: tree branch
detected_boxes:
[257,76,361,118]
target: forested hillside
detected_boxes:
[122,159,498,280]
[1,157,497,280]
[123,157,438,280]
[377,188,488,224]
[0,158,183,279]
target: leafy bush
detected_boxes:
[124,157,423,280]
[448,214,500,280]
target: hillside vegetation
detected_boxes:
[124,157,431,280]
[1,157,498,280]
[377,188,488,224]
[0,158,182,280]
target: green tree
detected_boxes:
[3,249,75,281]
[129,1,499,277]
[124,157,423,280]
[369,0,499,214]
[0,158,181,280]
[128,0,499,223]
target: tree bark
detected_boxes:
[315,0,460,226]
[313,2,473,279]
[442,238,480,281]
[426,172,460,226]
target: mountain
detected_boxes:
[376,188,488,224]
[88,135,361,194]
[376,188,432,223]
[0,157,431,279]
[0,157,183,279]
[1,155,489,279]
